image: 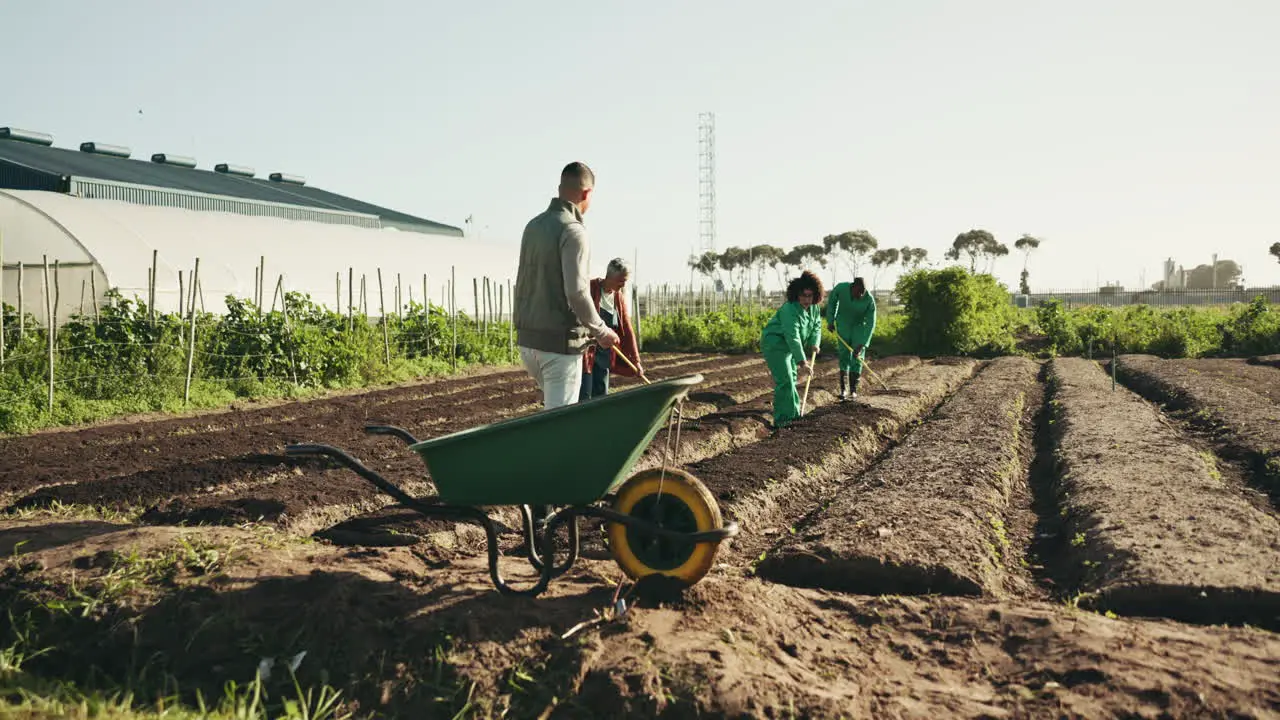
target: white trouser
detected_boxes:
[518,346,583,409]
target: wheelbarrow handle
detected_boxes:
[285,443,420,508]
[364,424,421,446]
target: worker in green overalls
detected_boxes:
[824,276,876,400]
[760,270,825,430]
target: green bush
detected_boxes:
[895,267,1018,356]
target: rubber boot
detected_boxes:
[838,371,848,401]
[848,371,861,400]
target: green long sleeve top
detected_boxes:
[761,301,823,359]
[824,283,877,347]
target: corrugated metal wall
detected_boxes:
[0,160,63,193]
[70,178,381,230]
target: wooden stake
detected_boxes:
[90,270,98,322]
[473,277,479,331]
[184,258,201,405]
[178,270,185,318]
[43,256,53,413]
[378,269,390,364]
[396,272,403,321]
[348,267,354,332]
[52,260,60,345]
[336,272,341,314]
[0,230,5,368]
[17,261,24,341]
[149,249,158,323]
[79,278,86,317]
[451,266,458,370]
[258,255,266,314]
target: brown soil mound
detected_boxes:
[698,360,979,564]
[757,356,1039,597]
[1116,354,1280,499]
[633,355,921,473]
[1049,357,1280,628]
[1249,354,1280,369]
[5,521,1279,718]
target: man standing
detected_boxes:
[580,258,644,401]
[823,276,876,400]
[513,162,620,409]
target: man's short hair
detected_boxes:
[606,257,629,276]
[561,161,595,190]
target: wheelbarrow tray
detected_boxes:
[408,373,703,506]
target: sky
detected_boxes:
[3,0,1279,292]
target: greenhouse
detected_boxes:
[0,127,515,324]
[0,188,515,323]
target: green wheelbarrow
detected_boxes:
[286,373,738,598]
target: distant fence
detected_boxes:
[635,283,1280,317]
[1016,287,1280,309]
[634,284,899,318]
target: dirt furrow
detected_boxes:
[1048,357,1280,628]
[1250,354,1280,369]
[692,359,979,565]
[2,356,753,500]
[632,355,923,473]
[11,524,1280,719]
[1115,354,1280,500]
[118,359,786,535]
[756,357,1040,597]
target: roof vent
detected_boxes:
[269,172,306,186]
[0,127,54,146]
[79,142,132,158]
[214,163,255,178]
[151,153,197,169]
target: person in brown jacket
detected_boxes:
[580,258,645,400]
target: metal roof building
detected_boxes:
[0,127,512,323]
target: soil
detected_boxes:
[315,356,922,553]
[1250,354,1280,369]
[1156,358,1280,402]
[756,357,1040,598]
[5,520,1279,719]
[1048,357,1280,628]
[6,352,1280,716]
[1115,354,1280,499]
[632,355,922,473]
[696,360,979,565]
[3,355,757,506]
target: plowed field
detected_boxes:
[4,353,1279,718]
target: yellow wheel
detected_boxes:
[607,467,724,586]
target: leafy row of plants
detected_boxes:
[640,268,1280,360]
[0,290,512,434]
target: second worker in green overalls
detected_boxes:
[823,276,876,400]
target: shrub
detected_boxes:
[895,267,1018,356]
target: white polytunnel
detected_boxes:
[0,189,518,324]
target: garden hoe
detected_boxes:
[799,348,819,416]
[833,334,890,391]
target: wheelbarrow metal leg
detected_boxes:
[521,505,580,578]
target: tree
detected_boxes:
[718,246,753,290]
[944,229,1006,274]
[1014,234,1042,294]
[870,248,901,289]
[781,244,828,276]
[899,247,928,272]
[749,244,786,289]
[688,251,722,288]
[822,230,878,280]
[1271,242,1280,265]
